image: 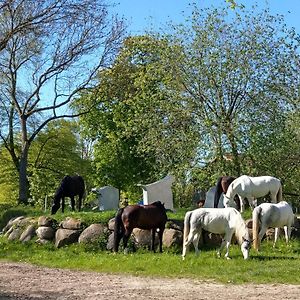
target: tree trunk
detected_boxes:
[227,126,241,177]
[19,116,30,205]
[18,147,29,205]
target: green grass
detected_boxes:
[1,206,300,284]
[1,235,299,284]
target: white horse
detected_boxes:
[223,175,282,213]
[182,207,251,260]
[252,201,294,251]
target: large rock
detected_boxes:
[55,228,80,248]
[38,216,56,228]
[108,218,115,231]
[107,232,114,251]
[20,225,36,242]
[8,227,23,241]
[78,224,107,244]
[166,219,183,231]
[60,217,82,230]
[2,216,25,233]
[202,231,222,247]
[4,217,37,241]
[36,226,55,240]
[162,228,183,248]
[132,228,159,248]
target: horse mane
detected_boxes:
[151,201,165,210]
[214,177,223,208]
[233,210,248,245]
[226,181,235,198]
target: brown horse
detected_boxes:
[51,175,85,214]
[214,176,241,210]
[113,201,168,253]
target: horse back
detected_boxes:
[259,201,293,227]
[190,208,236,234]
[58,175,85,197]
[122,204,167,230]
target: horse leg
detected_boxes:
[248,197,257,210]
[239,196,244,213]
[273,227,280,248]
[123,228,132,254]
[224,239,232,260]
[151,228,156,252]
[192,232,202,256]
[217,239,226,258]
[218,233,232,259]
[257,225,268,250]
[182,228,197,259]
[158,227,164,253]
[114,230,123,253]
[70,196,75,211]
[283,225,291,245]
[78,194,82,211]
[61,197,65,213]
[270,192,276,203]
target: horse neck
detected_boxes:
[54,187,63,200]
[225,183,235,198]
[234,215,249,244]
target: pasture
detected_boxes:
[0,207,300,285]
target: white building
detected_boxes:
[91,186,119,211]
[138,175,175,210]
[204,186,225,208]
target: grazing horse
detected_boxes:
[252,201,294,251]
[223,175,282,213]
[113,201,167,253]
[182,207,251,260]
[213,176,238,209]
[51,175,85,214]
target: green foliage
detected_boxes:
[0,148,18,205]
[162,4,300,192]
[27,120,93,208]
[75,35,199,195]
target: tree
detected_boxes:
[165,5,300,178]
[76,36,199,195]
[0,0,126,204]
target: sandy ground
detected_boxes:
[0,261,299,300]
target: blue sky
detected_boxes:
[112,0,300,34]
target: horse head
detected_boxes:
[241,237,251,260]
[151,201,166,211]
[51,187,63,214]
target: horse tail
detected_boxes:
[113,208,125,252]
[183,211,193,244]
[252,206,262,251]
[276,183,283,203]
[214,177,223,208]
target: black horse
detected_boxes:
[51,175,85,214]
[113,201,167,253]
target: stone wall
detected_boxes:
[1,215,300,252]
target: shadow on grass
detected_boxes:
[252,254,298,261]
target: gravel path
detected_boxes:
[0,261,299,299]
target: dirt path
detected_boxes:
[0,261,299,299]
